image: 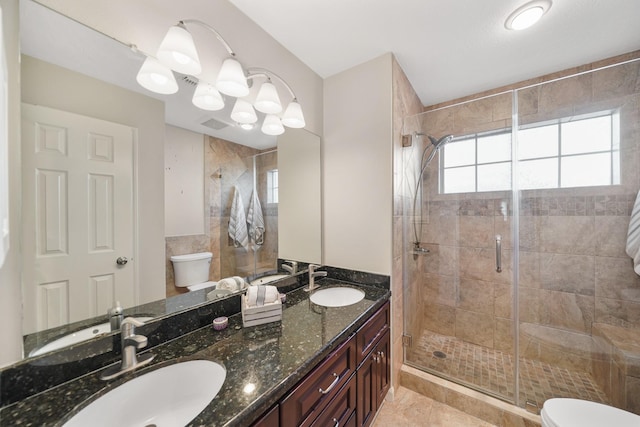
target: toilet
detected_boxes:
[541,398,640,427]
[170,252,217,291]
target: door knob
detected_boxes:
[116,256,129,266]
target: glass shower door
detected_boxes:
[514,59,640,411]
[402,92,516,403]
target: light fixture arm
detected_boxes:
[180,19,236,57]
[247,67,297,101]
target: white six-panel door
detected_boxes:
[22,104,136,334]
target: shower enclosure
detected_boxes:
[219,149,279,279]
[402,57,640,413]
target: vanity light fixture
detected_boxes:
[505,0,552,31]
[135,19,305,135]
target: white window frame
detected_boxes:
[267,169,278,204]
[440,110,620,194]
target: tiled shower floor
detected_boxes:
[407,330,608,410]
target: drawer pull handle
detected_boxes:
[333,417,340,427]
[319,373,340,394]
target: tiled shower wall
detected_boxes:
[165,136,277,297]
[402,54,640,405]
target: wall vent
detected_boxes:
[200,118,229,130]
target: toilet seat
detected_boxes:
[186,281,218,292]
[541,398,640,427]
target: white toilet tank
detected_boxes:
[170,252,212,287]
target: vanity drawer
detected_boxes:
[252,404,279,427]
[281,335,357,427]
[310,375,356,427]
[356,301,390,364]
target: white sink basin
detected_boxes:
[310,287,365,307]
[63,360,226,427]
[250,274,289,285]
[29,317,154,357]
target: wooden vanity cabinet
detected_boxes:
[259,300,390,427]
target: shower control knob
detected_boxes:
[116,256,129,266]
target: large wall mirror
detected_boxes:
[18,0,321,359]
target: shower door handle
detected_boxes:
[495,235,502,273]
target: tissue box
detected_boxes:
[241,294,282,327]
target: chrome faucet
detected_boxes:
[100,317,154,380]
[107,301,123,331]
[281,260,298,275]
[305,264,327,292]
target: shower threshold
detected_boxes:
[407,330,608,410]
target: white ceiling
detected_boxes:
[21,0,640,149]
[229,0,640,106]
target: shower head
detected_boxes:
[428,134,454,149]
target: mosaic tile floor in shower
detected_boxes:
[407,330,608,410]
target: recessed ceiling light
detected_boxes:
[505,0,552,31]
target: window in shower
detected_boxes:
[267,169,278,203]
[440,110,620,194]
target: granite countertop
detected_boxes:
[1,279,390,427]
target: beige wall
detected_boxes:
[0,0,23,366]
[21,55,166,305]
[164,125,205,237]
[278,128,321,264]
[323,53,394,275]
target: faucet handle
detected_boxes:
[125,334,148,349]
[121,317,145,328]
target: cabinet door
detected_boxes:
[375,330,391,407]
[356,351,376,427]
[356,329,391,427]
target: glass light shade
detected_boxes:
[157,25,202,75]
[254,82,282,114]
[505,0,551,30]
[281,101,306,128]
[230,99,257,124]
[510,6,544,29]
[216,58,249,97]
[192,83,225,111]
[261,114,285,136]
[136,57,178,95]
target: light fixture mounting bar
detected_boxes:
[247,67,297,100]
[180,19,236,57]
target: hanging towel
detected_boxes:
[247,190,265,245]
[229,186,249,251]
[626,190,640,276]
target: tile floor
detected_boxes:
[373,386,497,427]
[408,330,608,409]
